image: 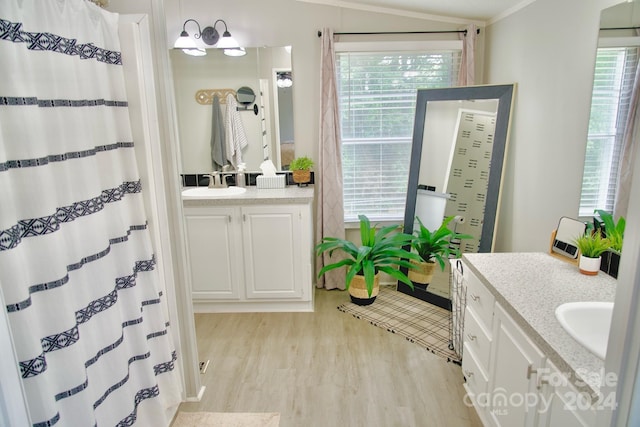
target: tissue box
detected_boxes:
[256,175,286,189]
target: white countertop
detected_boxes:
[462,252,617,396]
[182,186,314,206]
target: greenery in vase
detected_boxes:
[289,156,314,171]
[595,209,625,253]
[315,214,421,297]
[574,229,611,259]
[412,216,474,271]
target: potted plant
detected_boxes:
[574,228,611,276]
[289,156,314,184]
[595,209,625,278]
[315,214,421,305]
[409,216,473,286]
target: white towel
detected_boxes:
[225,93,248,167]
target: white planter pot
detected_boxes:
[579,255,601,276]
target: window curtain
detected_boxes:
[0,1,181,425]
[614,34,640,220]
[316,28,346,290]
[457,24,478,86]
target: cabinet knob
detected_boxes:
[470,293,480,302]
[464,369,474,378]
[466,333,476,341]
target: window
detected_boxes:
[336,46,461,222]
[580,46,639,217]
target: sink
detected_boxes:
[182,187,247,198]
[555,301,614,359]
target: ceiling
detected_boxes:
[299,0,536,23]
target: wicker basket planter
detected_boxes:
[348,273,380,306]
[292,169,311,184]
[408,259,436,285]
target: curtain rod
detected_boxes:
[600,26,640,31]
[316,28,480,37]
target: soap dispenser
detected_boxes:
[236,163,246,188]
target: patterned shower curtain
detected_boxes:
[0,1,181,425]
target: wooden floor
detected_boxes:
[177,287,482,427]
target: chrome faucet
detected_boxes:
[207,172,227,188]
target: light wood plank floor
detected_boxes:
[177,288,482,427]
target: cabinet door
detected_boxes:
[489,303,545,427]
[242,205,306,299]
[184,207,243,299]
[537,360,596,427]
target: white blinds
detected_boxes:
[336,51,461,222]
[580,47,639,217]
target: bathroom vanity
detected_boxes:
[457,253,616,427]
[182,186,314,312]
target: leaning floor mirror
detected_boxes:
[398,84,515,310]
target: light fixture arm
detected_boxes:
[201,19,231,46]
[181,19,203,40]
[213,19,231,38]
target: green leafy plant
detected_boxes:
[574,230,611,259]
[315,215,421,297]
[412,216,474,271]
[595,209,625,252]
[289,156,314,171]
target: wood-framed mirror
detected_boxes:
[398,84,516,310]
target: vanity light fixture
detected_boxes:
[174,18,245,56]
[223,47,247,57]
[277,71,293,88]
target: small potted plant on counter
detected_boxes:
[574,228,611,276]
[409,216,473,287]
[315,215,420,305]
[289,156,314,185]
[595,209,625,278]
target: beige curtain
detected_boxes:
[457,24,479,86]
[614,41,640,219]
[316,28,346,290]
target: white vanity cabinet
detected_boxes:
[537,360,596,427]
[241,205,308,300]
[182,188,314,312]
[184,206,242,300]
[461,266,494,414]
[489,303,545,427]
[458,256,605,427]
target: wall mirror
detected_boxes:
[170,46,294,173]
[398,84,515,309]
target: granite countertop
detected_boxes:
[182,186,314,206]
[462,252,617,397]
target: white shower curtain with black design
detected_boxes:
[0,1,181,425]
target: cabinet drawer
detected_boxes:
[465,268,495,331]
[464,306,492,371]
[462,342,489,398]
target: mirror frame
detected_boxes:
[399,84,515,309]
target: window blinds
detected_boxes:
[336,51,461,221]
[580,47,639,217]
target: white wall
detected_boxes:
[484,0,622,252]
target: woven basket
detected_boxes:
[408,260,436,284]
[292,169,311,184]
[348,273,380,300]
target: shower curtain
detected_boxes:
[0,1,181,425]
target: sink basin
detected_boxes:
[555,302,614,359]
[182,187,247,198]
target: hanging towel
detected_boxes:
[211,94,226,170]
[225,93,249,167]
